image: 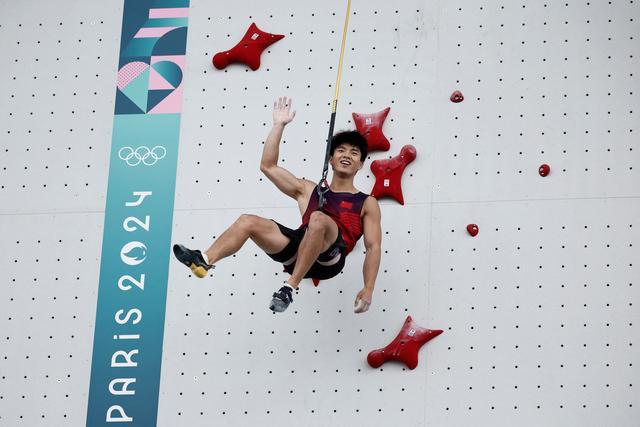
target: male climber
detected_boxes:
[173,97,382,313]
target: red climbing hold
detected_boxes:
[352,107,391,152]
[367,315,443,370]
[370,145,417,205]
[539,163,550,177]
[450,90,464,103]
[466,224,479,237]
[212,23,284,71]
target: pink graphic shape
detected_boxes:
[147,55,186,114]
[149,8,189,18]
[149,65,175,90]
[117,61,148,90]
[134,27,178,38]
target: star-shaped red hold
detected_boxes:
[212,23,284,71]
[370,145,417,205]
[367,315,443,370]
[352,107,391,152]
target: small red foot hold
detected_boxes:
[450,90,464,103]
[352,107,391,152]
[370,145,417,205]
[212,23,284,71]
[311,278,320,287]
[466,223,479,236]
[539,163,550,177]
[367,315,443,370]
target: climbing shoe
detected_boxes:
[269,284,294,313]
[172,244,214,278]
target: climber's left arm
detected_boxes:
[362,196,382,292]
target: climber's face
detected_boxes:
[330,143,363,176]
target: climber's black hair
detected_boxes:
[329,130,368,162]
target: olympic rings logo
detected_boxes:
[118,146,167,166]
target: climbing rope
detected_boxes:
[317,0,352,209]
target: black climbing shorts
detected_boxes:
[266,219,347,280]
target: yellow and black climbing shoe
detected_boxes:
[172,244,214,278]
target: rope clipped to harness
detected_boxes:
[317,0,352,209]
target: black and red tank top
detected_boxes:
[298,185,370,255]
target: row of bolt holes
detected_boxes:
[19,4,628,29]
[213,408,406,416]
[212,10,420,20]
[14,22,105,27]
[4,164,635,180]
[183,404,635,416]
[446,403,633,411]
[22,407,618,420]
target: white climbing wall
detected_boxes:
[0,0,638,426]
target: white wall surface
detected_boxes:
[0,0,638,426]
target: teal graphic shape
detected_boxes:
[86,114,182,426]
[87,0,189,425]
[146,17,188,27]
[153,61,182,87]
